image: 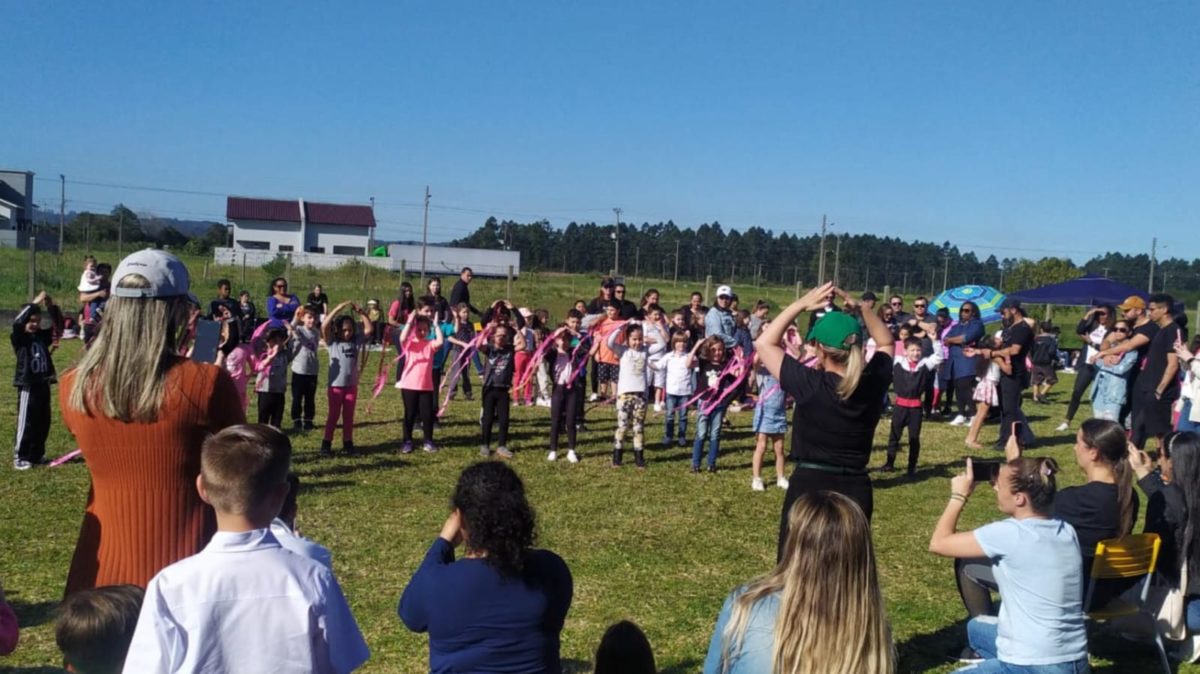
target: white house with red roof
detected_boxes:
[226,196,375,256]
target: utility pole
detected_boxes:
[368,196,375,253]
[59,174,65,254]
[117,210,124,257]
[902,271,908,295]
[817,215,829,281]
[1148,237,1157,292]
[1102,267,1109,278]
[942,252,950,292]
[832,234,842,286]
[612,207,622,276]
[420,186,430,286]
[673,239,679,286]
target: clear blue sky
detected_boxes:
[9,2,1197,262]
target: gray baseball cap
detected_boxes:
[110,248,198,303]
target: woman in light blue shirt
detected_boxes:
[702,491,895,674]
[930,457,1090,673]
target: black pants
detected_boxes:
[996,374,1025,445]
[550,384,579,452]
[778,466,873,561]
[1064,362,1096,423]
[432,368,443,398]
[590,361,599,394]
[575,372,587,423]
[481,386,511,447]
[922,375,936,415]
[449,348,472,397]
[401,388,435,444]
[886,406,923,472]
[290,373,317,426]
[1121,370,1140,428]
[14,382,51,463]
[953,376,977,418]
[257,391,285,428]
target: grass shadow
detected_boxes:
[660,657,702,674]
[8,597,60,628]
[896,618,968,672]
[561,658,591,674]
[300,456,411,478]
[872,460,962,489]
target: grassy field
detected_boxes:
[0,337,1195,673]
[0,246,1196,672]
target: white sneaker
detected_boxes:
[589,393,598,402]
[12,459,31,471]
[567,450,579,463]
[547,451,557,462]
[1055,422,1070,432]
[395,381,404,389]
[653,402,663,413]
[949,415,967,426]
[751,477,765,491]
[728,403,742,413]
[777,477,789,490]
[537,398,552,408]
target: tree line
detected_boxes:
[452,217,1198,296]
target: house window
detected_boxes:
[278,245,294,252]
[333,245,365,256]
[309,246,326,254]
[236,240,270,250]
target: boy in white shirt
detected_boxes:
[123,424,369,674]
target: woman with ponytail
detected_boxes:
[930,457,1090,673]
[951,417,1138,661]
[756,283,894,555]
[703,491,895,674]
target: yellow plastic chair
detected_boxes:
[1083,533,1169,674]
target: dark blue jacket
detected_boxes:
[943,319,985,380]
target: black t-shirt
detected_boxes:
[1030,334,1059,366]
[481,344,516,388]
[779,351,893,469]
[305,292,329,315]
[209,297,240,320]
[1131,321,1159,368]
[1137,321,1180,396]
[1055,481,1139,561]
[1002,319,1034,375]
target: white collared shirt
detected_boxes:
[123,528,369,674]
[271,517,334,570]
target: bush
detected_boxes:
[260,253,289,278]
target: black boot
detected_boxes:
[319,440,333,458]
[634,449,645,469]
[612,447,623,467]
[344,440,359,456]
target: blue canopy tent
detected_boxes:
[1006,275,1147,307]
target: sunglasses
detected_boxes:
[1113,327,1130,334]
[960,308,974,313]
[914,303,927,308]
[890,301,902,306]
[274,284,287,289]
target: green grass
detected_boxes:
[0,337,1194,673]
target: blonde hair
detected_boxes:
[721,491,894,674]
[67,274,191,422]
[818,343,866,401]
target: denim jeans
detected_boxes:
[955,616,1091,673]
[1186,596,1200,632]
[664,394,689,441]
[1178,399,1200,433]
[691,403,727,469]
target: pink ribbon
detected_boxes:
[436,326,493,417]
[515,327,565,403]
[50,449,82,467]
[700,351,752,415]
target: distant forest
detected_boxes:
[450,217,1196,296]
[36,205,1196,297]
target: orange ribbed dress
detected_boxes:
[60,358,246,595]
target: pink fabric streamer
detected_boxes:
[700,351,752,416]
[437,326,493,418]
[515,327,564,404]
[50,449,82,467]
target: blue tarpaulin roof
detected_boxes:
[1006,275,1147,307]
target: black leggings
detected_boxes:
[779,467,872,561]
[886,406,922,471]
[291,373,317,424]
[953,376,977,418]
[481,386,511,447]
[550,384,579,451]
[257,391,285,428]
[1064,362,1096,423]
[401,388,435,444]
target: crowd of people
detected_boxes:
[4,248,1200,672]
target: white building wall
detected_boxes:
[232,219,302,252]
[305,224,370,255]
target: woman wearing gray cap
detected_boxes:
[60,249,246,595]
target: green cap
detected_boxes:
[806,311,861,349]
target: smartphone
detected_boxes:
[971,459,1001,485]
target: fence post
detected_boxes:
[400,259,406,278]
[507,265,514,301]
[704,274,712,302]
[362,264,368,288]
[27,237,36,300]
[241,253,247,286]
[203,261,209,281]
[284,253,292,281]
[795,281,802,299]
